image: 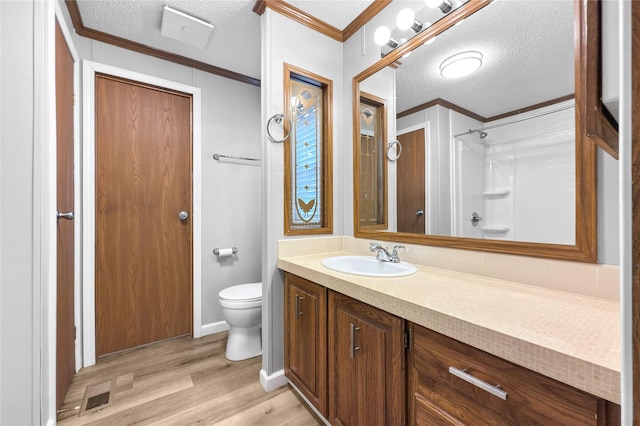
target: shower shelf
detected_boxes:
[482,225,510,233]
[482,188,510,197]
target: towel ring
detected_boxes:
[266,113,291,143]
[387,140,402,162]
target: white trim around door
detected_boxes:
[82,60,202,366]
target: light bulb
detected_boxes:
[425,0,452,13]
[374,26,391,46]
[396,9,416,30]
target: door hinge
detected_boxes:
[74,326,77,340]
[405,328,412,350]
[73,94,76,106]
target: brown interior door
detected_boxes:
[397,129,426,234]
[95,74,193,357]
[55,20,75,411]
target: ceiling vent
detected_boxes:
[160,5,213,49]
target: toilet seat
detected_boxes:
[219,282,262,302]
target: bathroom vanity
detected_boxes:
[279,250,620,425]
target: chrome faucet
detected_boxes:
[369,242,405,263]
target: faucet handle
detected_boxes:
[391,245,405,262]
[369,242,382,252]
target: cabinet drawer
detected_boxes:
[410,325,602,425]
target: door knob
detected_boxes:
[56,210,74,223]
[416,210,424,217]
[178,211,189,221]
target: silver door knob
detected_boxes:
[416,210,424,217]
[178,211,189,221]
[57,210,74,223]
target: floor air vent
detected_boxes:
[79,378,116,416]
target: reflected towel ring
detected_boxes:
[387,140,402,161]
[266,113,291,143]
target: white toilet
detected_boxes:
[218,282,262,361]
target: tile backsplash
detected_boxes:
[278,236,619,302]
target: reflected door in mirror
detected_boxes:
[397,129,425,234]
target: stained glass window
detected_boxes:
[284,65,332,235]
[291,80,322,227]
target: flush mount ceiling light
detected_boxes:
[439,51,483,78]
[161,5,213,49]
[374,26,399,49]
[425,0,453,13]
[396,8,424,33]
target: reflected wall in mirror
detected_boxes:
[353,0,597,262]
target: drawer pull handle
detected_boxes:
[448,367,508,400]
[350,323,360,359]
[295,294,304,318]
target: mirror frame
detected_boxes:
[352,0,597,263]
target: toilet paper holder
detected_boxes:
[213,247,238,256]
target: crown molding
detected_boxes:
[254,0,392,42]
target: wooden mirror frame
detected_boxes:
[352,0,598,263]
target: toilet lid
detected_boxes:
[219,282,262,302]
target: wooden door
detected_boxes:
[284,273,327,416]
[55,20,75,410]
[95,74,192,356]
[397,129,425,234]
[328,291,405,426]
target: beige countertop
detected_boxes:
[277,250,620,404]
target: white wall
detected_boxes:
[1,0,56,423]
[75,37,262,332]
[261,9,343,381]
[0,4,35,423]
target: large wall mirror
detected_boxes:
[353,0,599,262]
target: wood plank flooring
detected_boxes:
[57,332,323,425]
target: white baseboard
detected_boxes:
[259,368,288,392]
[201,320,229,336]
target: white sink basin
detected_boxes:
[321,256,417,277]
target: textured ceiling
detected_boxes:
[389,0,575,118]
[75,0,375,81]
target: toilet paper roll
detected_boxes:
[216,248,234,257]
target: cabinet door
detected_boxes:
[284,273,327,415]
[328,291,405,426]
[408,323,609,426]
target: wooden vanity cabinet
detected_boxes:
[327,291,405,426]
[408,323,620,426]
[284,273,328,416]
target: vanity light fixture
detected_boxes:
[374,26,399,49]
[425,0,453,14]
[396,8,424,33]
[439,51,483,78]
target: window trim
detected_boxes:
[283,63,333,236]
